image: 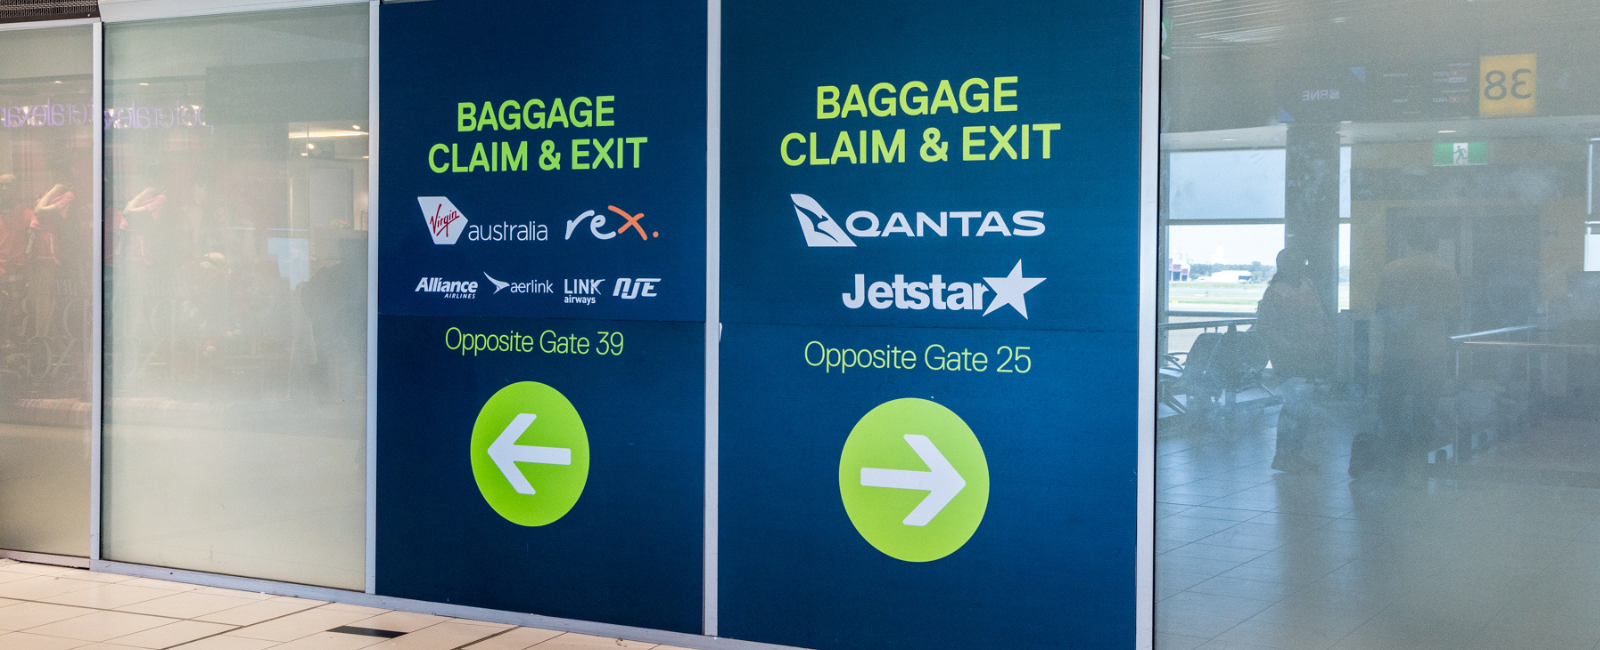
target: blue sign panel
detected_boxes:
[719,3,1139,332]
[377,315,703,633]
[718,1,1140,649]
[377,0,706,633]
[379,0,706,323]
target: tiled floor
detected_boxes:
[0,561,690,650]
[1157,401,1600,650]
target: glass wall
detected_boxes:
[0,25,94,558]
[1158,1,1600,648]
[102,6,369,589]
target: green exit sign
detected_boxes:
[1435,141,1488,166]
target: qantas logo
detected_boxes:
[792,193,1045,247]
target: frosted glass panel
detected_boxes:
[0,25,94,558]
[102,6,368,589]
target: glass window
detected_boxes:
[1159,2,1600,648]
[102,6,369,589]
[0,25,94,557]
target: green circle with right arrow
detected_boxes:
[838,398,990,562]
[470,381,591,527]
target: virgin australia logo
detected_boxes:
[419,196,467,245]
[792,193,855,247]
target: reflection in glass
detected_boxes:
[1158,2,1600,647]
[103,6,368,588]
[0,25,94,557]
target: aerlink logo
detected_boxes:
[794,194,1046,319]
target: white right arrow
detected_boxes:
[860,434,966,526]
[488,413,572,495]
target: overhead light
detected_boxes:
[138,82,149,86]
[362,155,369,159]
[288,130,366,139]
[1438,130,1457,134]
[300,152,308,156]
[352,125,360,130]
[1221,138,1238,142]
[307,143,315,149]
[52,80,62,84]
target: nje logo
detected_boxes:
[791,193,1045,247]
[418,196,548,245]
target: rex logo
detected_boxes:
[564,205,657,241]
[792,193,1045,246]
[419,196,467,245]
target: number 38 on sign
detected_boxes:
[1480,53,1536,117]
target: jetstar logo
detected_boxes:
[841,261,1044,318]
[792,193,1045,247]
[420,197,467,245]
[564,205,657,241]
[415,276,479,299]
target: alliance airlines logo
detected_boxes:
[418,196,548,245]
[792,193,1045,247]
[415,276,479,299]
[843,261,1044,319]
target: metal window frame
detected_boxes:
[1138,0,1160,647]
[98,0,366,23]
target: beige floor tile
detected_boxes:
[0,577,109,601]
[117,592,258,619]
[197,599,323,626]
[270,631,388,650]
[366,622,499,650]
[0,597,22,608]
[41,584,182,610]
[58,572,139,585]
[107,620,235,649]
[24,611,174,643]
[0,571,42,585]
[315,605,387,617]
[267,598,326,608]
[114,579,202,593]
[449,620,513,630]
[169,636,279,650]
[346,612,447,634]
[190,588,275,602]
[529,633,654,650]
[462,626,562,650]
[0,631,92,649]
[224,607,377,642]
[75,644,144,650]
[0,564,79,577]
[0,603,99,632]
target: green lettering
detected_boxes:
[817,85,840,119]
[841,84,868,118]
[523,99,545,130]
[457,102,476,131]
[930,80,958,115]
[570,97,593,127]
[477,101,500,131]
[498,100,522,130]
[501,141,527,171]
[595,95,614,127]
[546,98,569,129]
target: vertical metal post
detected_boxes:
[90,18,105,563]
[365,0,380,596]
[1137,0,1161,645]
[702,0,722,637]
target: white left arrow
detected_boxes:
[488,413,571,495]
[860,434,966,526]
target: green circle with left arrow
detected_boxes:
[838,398,990,562]
[470,381,591,527]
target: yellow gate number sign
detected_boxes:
[1480,54,1536,117]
